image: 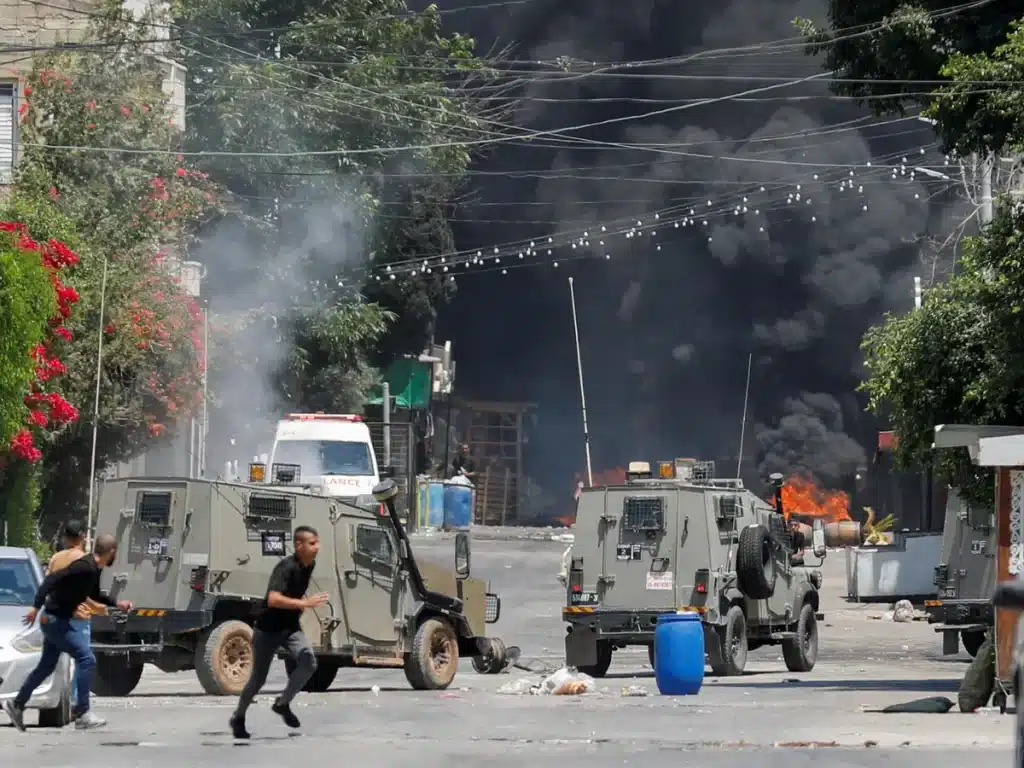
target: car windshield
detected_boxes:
[273,440,375,477]
[0,557,38,606]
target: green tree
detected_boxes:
[795,1,1024,117]
[4,4,222,527]
[860,200,1024,504]
[924,19,1024,155]
[176,0,501,403]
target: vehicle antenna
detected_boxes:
[736,352,753,479]
[568,277,593,486]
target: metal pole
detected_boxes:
[85,257,109,548]
[382,382,391,467]
[568,277,593,486]
[736,352,753,478]
[201,303,209,477]
[980,153,994,225]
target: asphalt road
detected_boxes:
[0,537,1014,767]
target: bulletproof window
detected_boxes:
[621,496,665,531]
[715,494,741,519]
[136,492,172,527]
[247,493,295,519]
[356,525,394,561]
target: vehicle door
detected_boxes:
[104,481,187,606]
[599,489,679,611]
[336,515,401,649]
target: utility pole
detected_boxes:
[980,152,994,225]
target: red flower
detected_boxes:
[148,423,165,437]
[28,409,48,428]
[53,326,72,342]
[23,85,31,96]
[104,324,116,335]
[49,187,59,200]
[45,393,79,424]
[120,105,131,117]
[9,429,42,462]
[86,99,96,109]
[175,167,187,177]
[56,284,79,305]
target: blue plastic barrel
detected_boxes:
[443,482,473,529]
[654,612,705,695]
[427,481,446,528]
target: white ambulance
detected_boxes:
[252,413,386,501]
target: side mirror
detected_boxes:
[455,532,471,580]
[248,463,266,483]
[811,519,827,558]
[379,465,395,479]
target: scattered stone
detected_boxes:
[620,685,649,697]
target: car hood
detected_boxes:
[0,604,30,645]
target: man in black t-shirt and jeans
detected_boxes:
[230,525,328,739]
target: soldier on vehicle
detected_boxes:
[229,525,329,740]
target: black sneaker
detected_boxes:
[3,701,25,732]
[229,713,250,739]
[271,700,301,729]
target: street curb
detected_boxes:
[409,527,574,544]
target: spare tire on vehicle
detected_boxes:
[736,524,776,600]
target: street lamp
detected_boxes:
[85,257,109,548]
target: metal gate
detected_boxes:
[366,421,415,527]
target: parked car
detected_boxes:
[0,546,74,727]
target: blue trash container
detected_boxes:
[654,612,705,695]
[443,482,473,530]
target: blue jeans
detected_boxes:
[15,614,95,714]
[69,618,90,709]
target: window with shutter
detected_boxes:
[0,84,16,184]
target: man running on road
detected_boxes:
[2,533,131,731]
[230,525,328,739]
[46,520,102,713]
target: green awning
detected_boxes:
[365,358,432,409]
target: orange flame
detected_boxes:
[772,475,851,523]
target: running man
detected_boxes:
[45,520,102,713]
[2,533,131,731]
[230,525,328,739]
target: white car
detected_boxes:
[0,546,74,727]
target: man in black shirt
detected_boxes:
[2,533,131,732]
[230,525,328,739]
[451,443,476,482]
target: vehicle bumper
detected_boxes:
[91,609,212,653]
[563,607,682,644]
[0,649,71,710]
[924,599,993,627]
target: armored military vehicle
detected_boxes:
[564,459,835,677]
[927,489,996,657]
[87,475,504,697]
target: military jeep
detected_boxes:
[87,476,503,696]
[564,460,829,677]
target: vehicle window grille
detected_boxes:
[356,525,393,561]
[247,494,295,519]
[716,495,741,517]
[692,461,715,483]
[137,492,172,527]
[621,497,664,531]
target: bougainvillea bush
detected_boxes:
[0,2,223,530]
[0,222,80,546]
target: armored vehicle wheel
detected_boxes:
[195,619,254,696]
[709,605,748,677]
[472,637,507,674]
[736,524,776,600]
[91,653,145,697]
[577,640,613,678]
[284,657,339,692]
[962,630,985,658]
[782,602,818,673]
[404,618,460,690]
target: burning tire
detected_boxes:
[195,620,253,696]
[472,637,507,674]
[782,602,818,672]
[405,618,459,690]
[709,605,747,676]
[736,524,776,600]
